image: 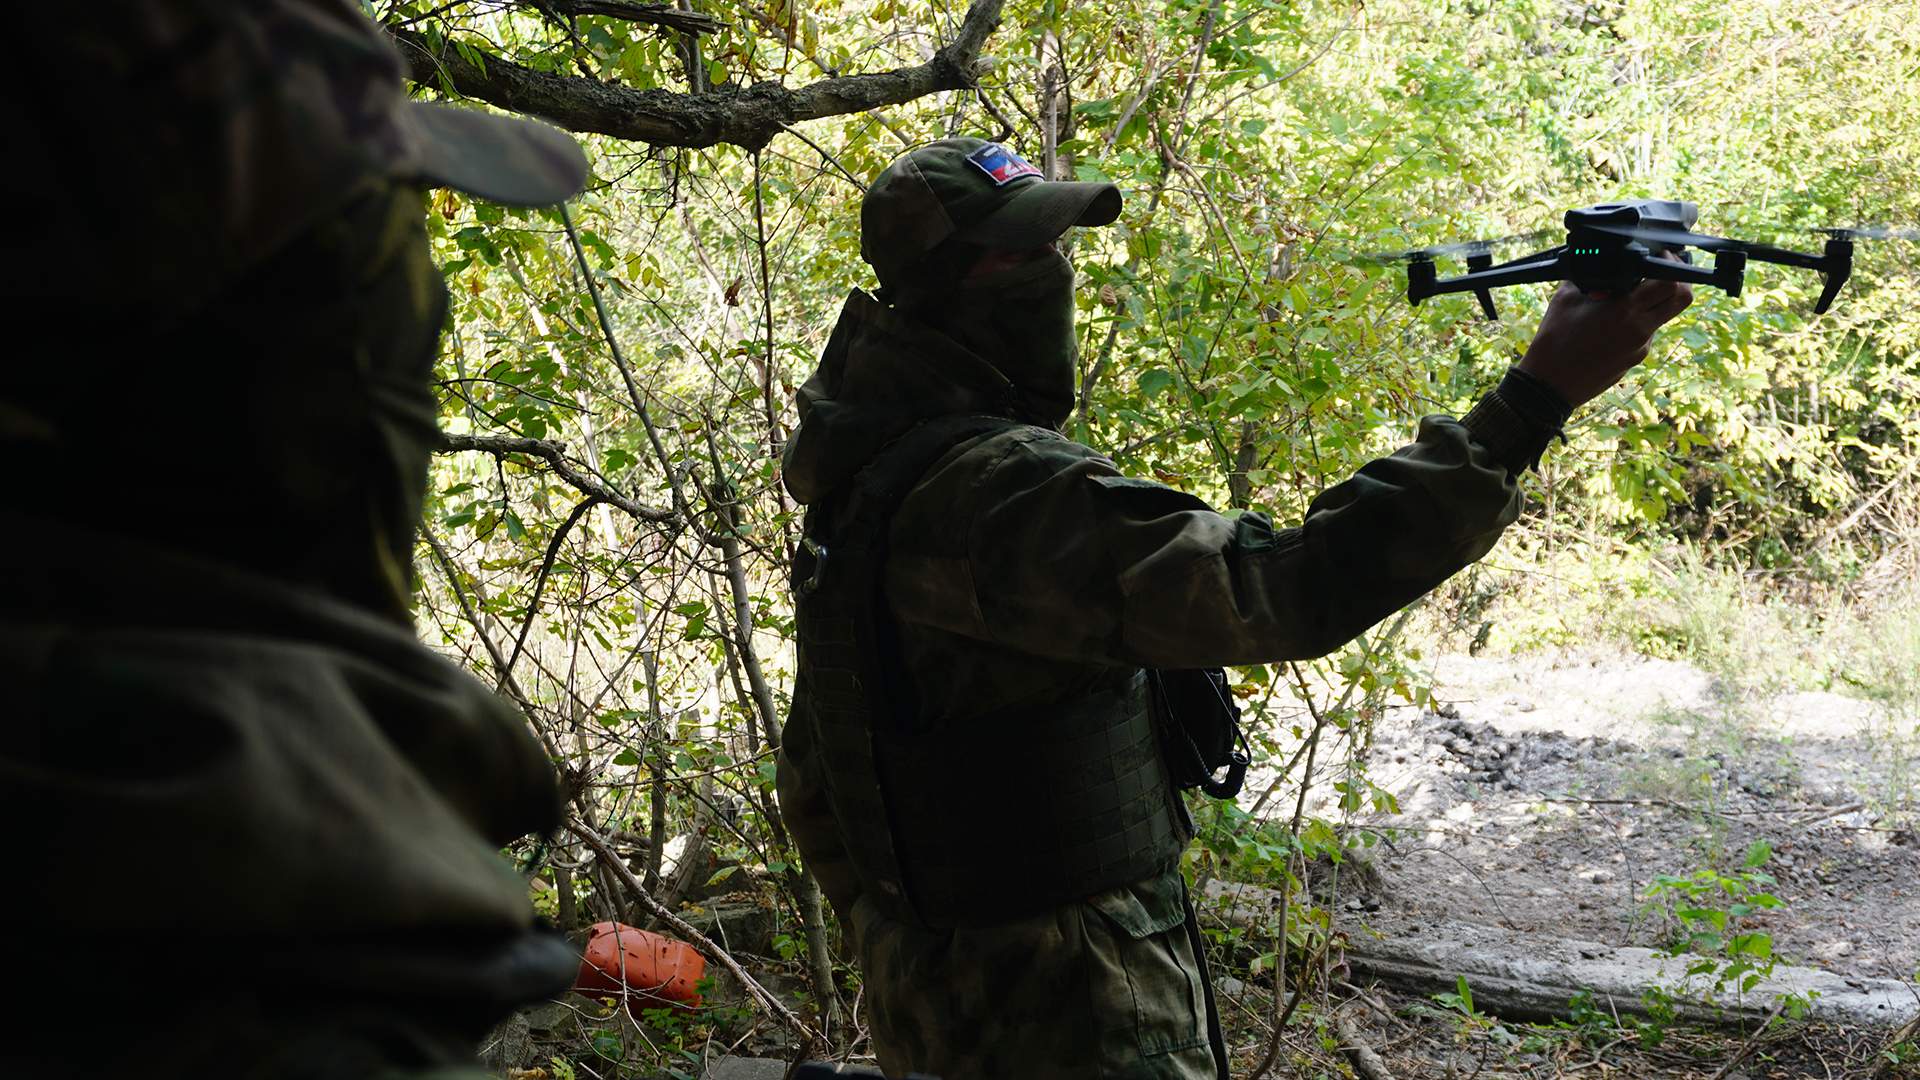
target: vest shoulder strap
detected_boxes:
[851,413,1030,537]
[795,413,1028,596]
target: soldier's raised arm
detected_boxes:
[885,277,1691,670]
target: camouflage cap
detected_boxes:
[205,0,589,207]
[1,0,586,319]
[861,138,1121,285]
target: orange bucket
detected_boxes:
[574,921,706,1013]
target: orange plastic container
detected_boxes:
[574,921,706,1013]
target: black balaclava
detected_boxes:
[889,242,1079,429]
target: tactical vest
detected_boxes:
[791,415,1187,928]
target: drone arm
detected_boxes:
[1627,250,1744,295]
[1590,224,1854,314]
[1735,243,1830,272]
[1702,238,1852,314]
[1408,253,1566,306]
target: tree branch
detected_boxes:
[533,0,721,35]
[437,431,675,523]
[390,0,1005,150]
[505,495,600,673]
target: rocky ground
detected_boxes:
[1190,647,1920,1078]
[1311,648,1920,986]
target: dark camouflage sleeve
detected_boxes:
[776,677,864,919]
[885,408,1529,669]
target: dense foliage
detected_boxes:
[392,0,1920,1064]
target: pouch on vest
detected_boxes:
[1148,668,1249,799]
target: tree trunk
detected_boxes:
[708,471,843,1032]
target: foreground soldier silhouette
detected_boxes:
[777,139,1693,1079]
[2,2,588,1075]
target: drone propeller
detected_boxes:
[1810,226,1920,242]
[1356,230,1555,264]
[1576,222,1746,253]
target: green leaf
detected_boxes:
[591,1032,623,1061]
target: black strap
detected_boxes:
[794,414,1023,606]
[852,414,1027,513]
[857,415,1025,727]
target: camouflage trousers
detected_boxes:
[846,868,1226,1080]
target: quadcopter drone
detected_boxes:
[1366,199,1914,320]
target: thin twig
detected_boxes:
[569,818,825,1052]
[775,123,865,189]
[560,202,696,523]
[1248,846,1295,1080]
[505,496,601,674]
[750,153,785,463]
[1707,1000,1787,1080]
[1793,801,1866,829]
[421,528,566,768]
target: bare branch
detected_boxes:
[437,431,676,523]
[534,0,721,35]
[390,0,1006,150]
[505,495,601,673]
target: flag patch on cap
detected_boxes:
[966,142,1043,186]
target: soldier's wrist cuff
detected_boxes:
[1498,366,1574,430]
[1462,370,1569,475]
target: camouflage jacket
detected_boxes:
[778,289,1536,1077]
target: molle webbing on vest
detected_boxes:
[791,415,1185,928]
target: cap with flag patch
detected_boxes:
[860,137,1122,286]
[966,142,1045,186]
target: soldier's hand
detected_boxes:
[1516,274,1693,409]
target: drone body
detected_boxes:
[1391,199,1858,319]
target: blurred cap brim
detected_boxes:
[401,101,589,207]
[963,179,1122,248]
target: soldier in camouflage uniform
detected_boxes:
[1,2,587,1076]
[776,139,1693,1079]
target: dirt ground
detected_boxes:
[1194,647,1920,1078]
[1300,647,1920,986]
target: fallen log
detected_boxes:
[1202,880,1920,1031]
